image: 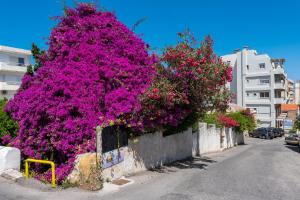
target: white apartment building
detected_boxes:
[222,47,289,128]
[0,45,31,99]
[287,79,295,104]
[295,81,300,105]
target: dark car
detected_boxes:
[274,128,284,137]
[285,134,299,145]
[252,128,274,139]
[249,129,260,138]
[267,127,278,138]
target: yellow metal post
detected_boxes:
[24,159,56,188]
[51,162,55,188]
[24,161,29,179]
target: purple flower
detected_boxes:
[5,3,156,184]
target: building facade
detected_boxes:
[222,47,290,128]
[0,45,31,99]
[295,80,300,105]
[287,79,295,104]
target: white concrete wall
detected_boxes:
[193,123,245,156]
[193,123,221,155]
[102,128,193,179]
[101,124,244,180]
[0,146,20,173]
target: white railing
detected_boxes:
[274,82,285,89]
[0,82,20,90]
[274,97,285,104]
[0,63,27,73]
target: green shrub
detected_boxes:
[227,111,255,133]
[202,113,222,128]
[0,99,19,144]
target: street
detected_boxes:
[1,137,300,200]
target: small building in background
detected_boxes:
[276,104,299,130]
[0,45,31,99]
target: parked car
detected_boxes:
[257,128,274,139]
[249,129,260,138]
[267,127,278,138]
[285,134,300,145]
[274,128,284,137]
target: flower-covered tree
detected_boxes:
[140,31,233,132]
[5,3,156,182]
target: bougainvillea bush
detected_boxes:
[140,31,233,132]
[5,4,156,183]
[217,114,239,128]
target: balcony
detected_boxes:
[256,116,272,122]
[245,85,270,91]
[0,82,21,91]
[274,97,285,104]
[273,67,286,75]
[245,98,271,105]
[0,62,27,73]
[274,82,285,90]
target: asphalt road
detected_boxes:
[1,137,300,200]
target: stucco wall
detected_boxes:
[192,123,221,155]
[101,124,244,180]
[102,128,193,180]
[193,123,244,156]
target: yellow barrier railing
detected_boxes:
[24,158,56,188]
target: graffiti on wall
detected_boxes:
[102,147,125,169]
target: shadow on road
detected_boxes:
[149,156,216,173]
[285,144,300,153]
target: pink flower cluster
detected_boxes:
[5,4,156,183]
[218,115,239,128]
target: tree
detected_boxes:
[5,3,156,183]
[140,31,233,132]
[26,43,45,75]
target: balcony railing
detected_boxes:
[274,82,285,89]
[0,82,21,91]
[274,97,285,104]
[6,81,21,85]
[6,62,26,67]
[0,63,27,73]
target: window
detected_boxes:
[260,79,270,84]
[254,93,257,96]
[1,90,7,95]
[259,63,265,69]
[247,79,249,83]
[260,92,270,98]
[247,93,249,96]
[18,57,25,66]
[247,65,249,70]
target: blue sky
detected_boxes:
[0,0,299,80]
